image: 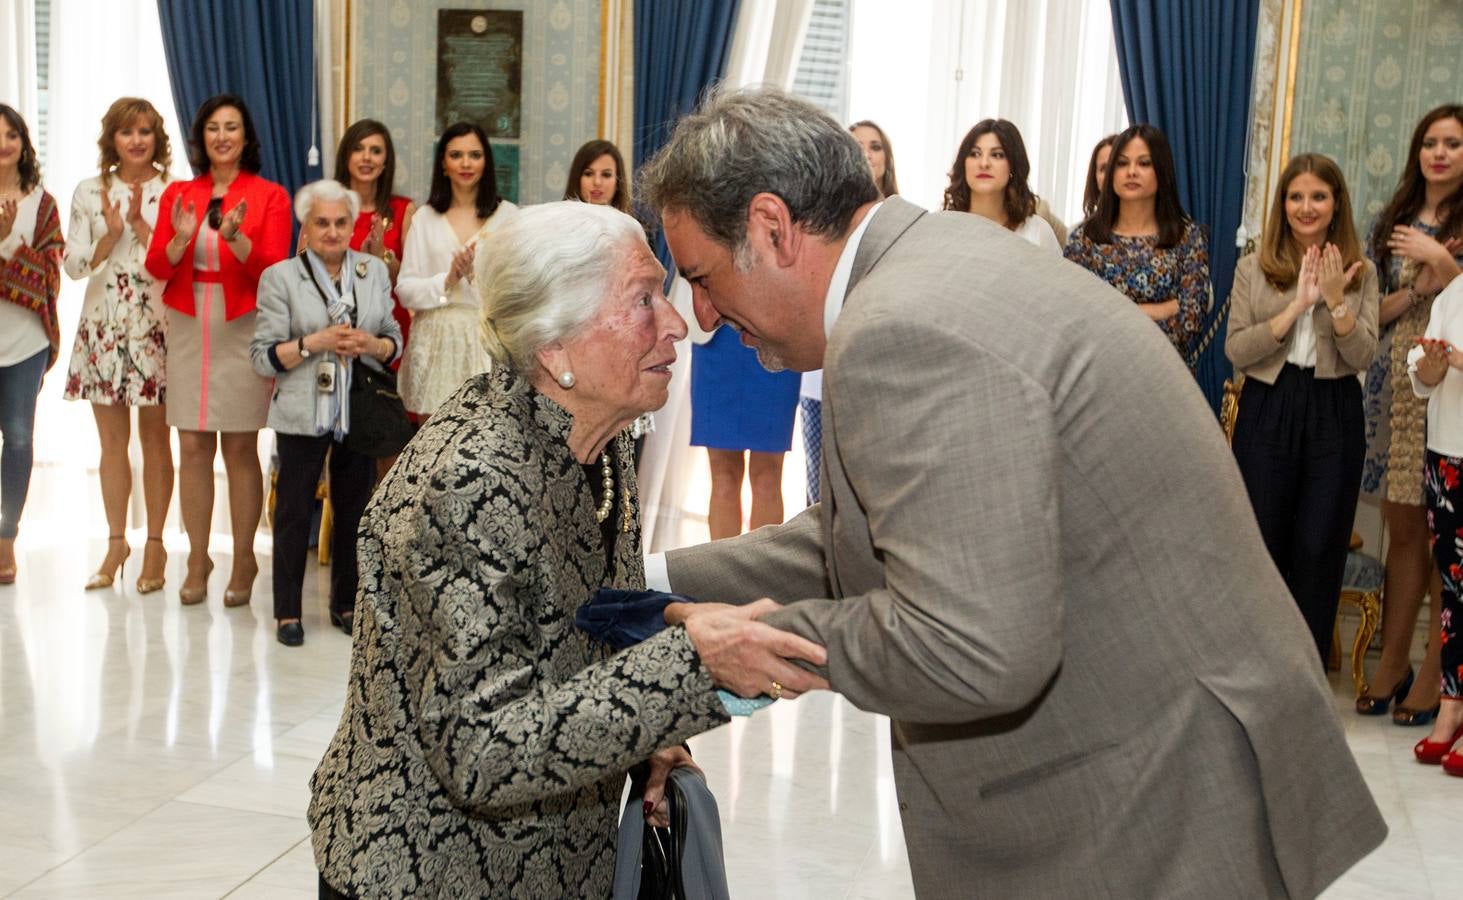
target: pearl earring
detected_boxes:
[558,371,576,389]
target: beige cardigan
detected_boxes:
[1225,251,1379,383]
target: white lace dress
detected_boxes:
[395,201,518,415]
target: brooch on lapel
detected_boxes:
[355,260,370,279]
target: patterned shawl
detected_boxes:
[0,190,63,369]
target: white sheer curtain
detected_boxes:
[37,0,192,471]
[848,0,1127,224]
[637,0,816,553]
[1,0,38,126]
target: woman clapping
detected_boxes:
[145,94,291,606]
[63,98,175,592]
[1226,153,1378,662]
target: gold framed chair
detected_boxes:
[1219,377,1381,698]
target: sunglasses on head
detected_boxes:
[206,197,223,230]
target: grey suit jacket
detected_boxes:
[666,197,1385,899]
[250,250,403,437]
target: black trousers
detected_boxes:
[273,433,373,621]
[1231,364,1364,664]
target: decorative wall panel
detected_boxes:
[1289,1,1461,231]
[352,0,602,204]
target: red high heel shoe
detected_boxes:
[1413,722,1463,765]
[1443,748,1463,777]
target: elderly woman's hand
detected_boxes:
[675,599,830,700]
[336,326,394,362]
[643,745,702,828]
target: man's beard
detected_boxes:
[726,321,786,372]
[730,241,786,372]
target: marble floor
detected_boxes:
[1,534,1459,898]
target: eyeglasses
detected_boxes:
[206,197,223,230]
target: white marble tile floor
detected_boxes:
[0,536,1458,898]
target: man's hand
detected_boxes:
[675,599,830,699]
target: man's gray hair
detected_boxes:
[476,201,649,374]
[294,179,361,224]
[637,85,879,250]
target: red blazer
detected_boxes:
[145,171,291,321]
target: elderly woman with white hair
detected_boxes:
[307,201,827,899]
[250,179,402,647]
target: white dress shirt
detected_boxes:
[1408,277,1463,457]
[647,201,884,590]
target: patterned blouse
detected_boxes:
[309,367,729,898]
[1063,220,1211,366]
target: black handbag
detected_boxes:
[637,776,688,900]
[344,360,414,458]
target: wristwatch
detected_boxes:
[298,336,311,358]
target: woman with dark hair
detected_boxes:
[563,139,630,213]
[145,93,291,607]
[396,121,517,418]
[333,119,415,362]
[1063,123,1210,367]
[1225,153,1379,662]
[942,119,1060,252]
[1082,133,1117,219]
[1356,103,1463,725]
[0,105,63,585]
[63,97,175,592]
[850,120,898,199]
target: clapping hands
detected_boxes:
[100,192,126,241]
[361,215,388,258]
[1414,336,1461,386]
[0,198,17,242]
[444,242,476,291]
[171,198,200,244]
[1297,243,1362,311]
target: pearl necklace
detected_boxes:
[594,451,634,533]
[594,452,615,523]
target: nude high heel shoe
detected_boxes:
[136,536,167,594]
[85,535,131,590]
[179,558,214,606]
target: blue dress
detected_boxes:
[689,325,801,453]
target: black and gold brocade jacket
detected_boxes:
[309,367,728,898]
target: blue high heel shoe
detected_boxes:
[1356,666,1414,716]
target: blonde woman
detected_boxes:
[63,97,174,592]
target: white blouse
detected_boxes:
[1015,215,1062,254]
[1408,277,1463,457]
[397,200,518,311]
[0,188,52,366]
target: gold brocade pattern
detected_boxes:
[1385,296,1433,506]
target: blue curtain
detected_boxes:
[156,0,319,197]
[1109,0,1259,412]
[633,0,741,265]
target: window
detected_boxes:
[791,0,850,121]
[34,0,51,166]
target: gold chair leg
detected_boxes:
[317,452,333,566]
[1350,590,1381,699]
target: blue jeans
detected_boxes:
[0,348,48,539]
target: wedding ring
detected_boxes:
[770,680,783,700]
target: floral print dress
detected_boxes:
[1360,219,1463,503]
[61,174,167,405]
[1063,219,1211,367]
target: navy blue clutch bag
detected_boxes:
[576,588,774,716]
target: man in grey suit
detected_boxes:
[639,87,1386,898]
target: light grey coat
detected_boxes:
[665,197,1386,899]
[250,250,403,437]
